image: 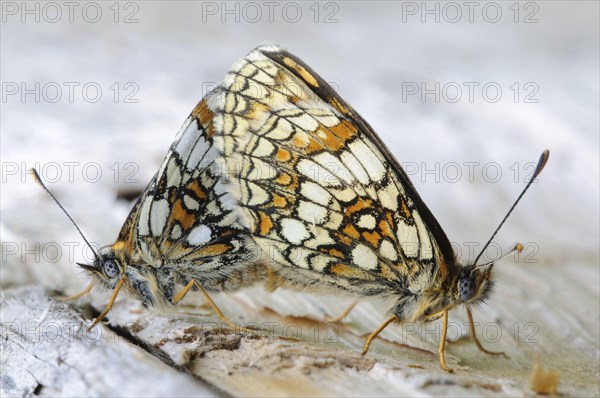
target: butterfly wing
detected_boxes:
[114,98,261,292]
[212,45,457,297]
[114,45,457,300]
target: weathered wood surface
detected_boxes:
[2,3,598,397]
[2,253,598,397]
[1,286,216,397]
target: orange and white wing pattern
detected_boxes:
[113,98,261,294]
[208,45,458,299]
[111,44,457,304]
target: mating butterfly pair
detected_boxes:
[36,44,548,372]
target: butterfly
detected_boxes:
[196,44,549,371]
[34,44,549,372]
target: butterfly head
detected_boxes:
[456,241,525,306]
[456,263,495,305]
[412,261,495,321]
[77,246,125,290]
[79,244,173,309]
[415,243,524,321]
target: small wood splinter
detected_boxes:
[529,354,560,395]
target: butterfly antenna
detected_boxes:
[472,150,549,267]
[30,168,99,260]
[477,243,524,267]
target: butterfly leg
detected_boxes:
[438,310,453,372]
[172,280,196,305]
[466,305,507,357]
[361,315,398,355]
[58,282,93,302]
[326,300,358,323]
[173,279,253,333]
[88,276,127,330]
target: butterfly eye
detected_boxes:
[459,277,476,301]
[102,260,120,279]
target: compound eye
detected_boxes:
[459,277,476,301]
[102,259,120,278]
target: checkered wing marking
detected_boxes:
[215,45,456,295]
[114,99,257,289]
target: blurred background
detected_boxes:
[2,1,598,396]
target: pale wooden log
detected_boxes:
[1,286,216,397]
[3,254,597,397]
